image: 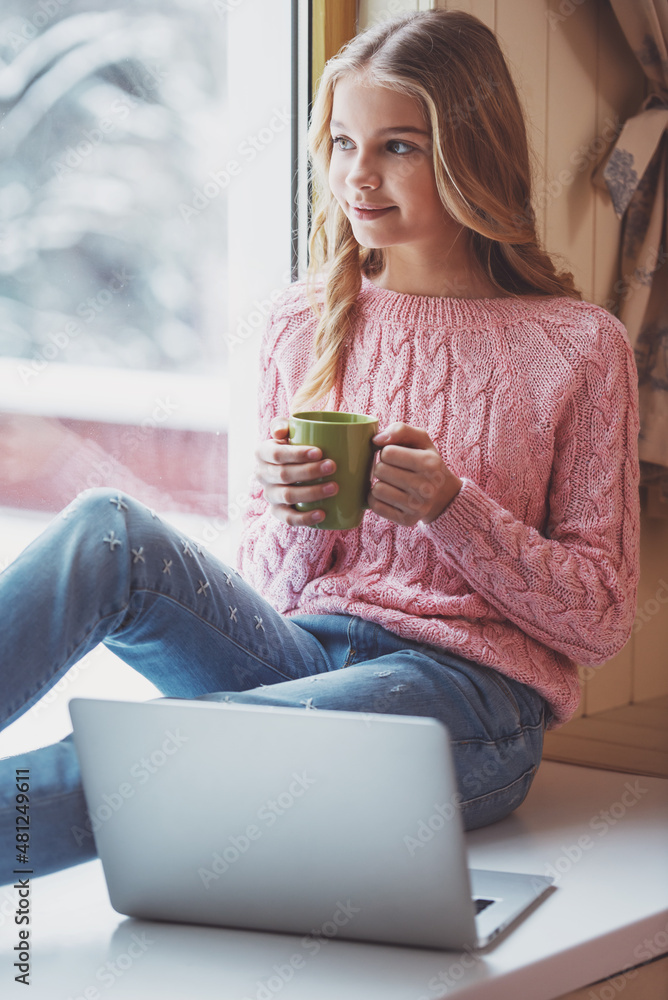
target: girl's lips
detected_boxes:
[351,205,395,220]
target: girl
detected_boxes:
[0,9,639,881]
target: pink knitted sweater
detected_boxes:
[238,274,641,727]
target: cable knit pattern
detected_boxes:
[238,275,641,728]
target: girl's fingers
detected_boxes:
[370,479,421,514]
[270,503,327,526]
[376,443,441,473]
[257,439,322,465]
[373,460,416,492]
[269,417,290,439]
[373,423,433,450]
[367,491,420,527]
[263,480,338,506]
[260,457,335,486]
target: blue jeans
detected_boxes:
[0,489,548,884]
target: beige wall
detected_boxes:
[359,0,668,712]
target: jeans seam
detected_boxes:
[450,719,545,749]
[460,763,537,810]
[341,616,357,669]
[0,787,88,810]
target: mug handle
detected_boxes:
[362,437,382,510]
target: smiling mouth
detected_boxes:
[351,205,395,220]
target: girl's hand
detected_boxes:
[368,423,462,527]
[255,417,339,526]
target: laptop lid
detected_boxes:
[68,697,479,950]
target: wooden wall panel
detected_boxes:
[358,0,421,29]
[592,0,646,307]
[495,1,549,244]
[634,506,668,701]
[543,0,599,303]
[312,0,357,91]
[433,0,495,30]
[583,638,634,715]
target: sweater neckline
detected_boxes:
[357,273,551,327]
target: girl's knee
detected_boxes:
[66,488,147,526]
[59,488,152,557]
[67,486,130,513]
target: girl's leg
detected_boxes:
[0,488,335,882]
[1,488,335,730]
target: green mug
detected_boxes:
[288,411,379,530]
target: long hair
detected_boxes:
[291,9,581,414]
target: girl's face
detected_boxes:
[328,75,454,257]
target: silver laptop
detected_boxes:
[68,697,553,950]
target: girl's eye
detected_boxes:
[387,140,414,155]
[330,136,415,155]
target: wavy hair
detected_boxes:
[291,9,581,414]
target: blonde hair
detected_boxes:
[291,8,581,414]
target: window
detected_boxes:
[0,0,299,754]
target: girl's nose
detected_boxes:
[345,151,381,190]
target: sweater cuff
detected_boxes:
[420,476,512,563]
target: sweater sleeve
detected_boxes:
[421,311,641,665]
[235,293,336,606]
